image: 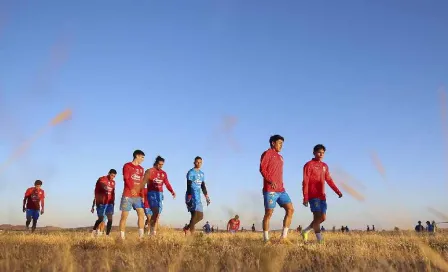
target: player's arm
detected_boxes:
[186,171,194,203]
[163,174,176,198]
[140,169,151,191]
[227,220,231,232]
[40,192,45,214]
[201,181,211,206]
[260,152,276,189]
[302,164,310,206]
[123,164,136,195]
[23,189,30,212]
[325,166,343,198]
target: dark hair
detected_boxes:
[269,135,284,147]
[109,169,117,175]
[154,156,165,166]
[194,156,202,161]
[313,144,326,153]
[133,150,145,158]
[34,180,43,186]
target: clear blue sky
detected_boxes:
[1,0,447,230]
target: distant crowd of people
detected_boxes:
[415,220,437,233]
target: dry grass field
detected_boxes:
[0,228,447,272]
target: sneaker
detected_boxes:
[301,231,309,242]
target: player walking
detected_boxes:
[227,215,241,234]
[23,180,45,233]
[185,156,210,234]
[119,150,146,240]
[91,169,116,237]
[142,187,153,234]
[260,135,294,244]
[141,156,175,236]
[301,144,343,243]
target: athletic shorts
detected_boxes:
[26,209,40,220]
[229,230,236,234]
[97,204,114,217]
[120,196,144,211]
[309,198,327,214]
[147,191,163,214]
[263,191,292,209]
[185,192,203,213]
[144,207,153,216]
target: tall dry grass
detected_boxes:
[0,228,447,271]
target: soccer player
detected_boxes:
[140,156,176,236]
[260,135,294,244]
[185,156,211,235]
[142,187,153,234]
[301,144,343,243]
[91,169,116,237]
[119,150,146,240]
[23,180,45,232]
[227,215,241,234]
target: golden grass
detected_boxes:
[0,229,447,272]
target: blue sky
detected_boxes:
[1,0,447,230]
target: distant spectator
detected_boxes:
[297,225,302,233]
[320,226,325,232]
[203,221,211,234]
[432,221,437,233]
[372,225,375,231]
[426,221,434,233]
[341,226,345,233]
[367,225,370,232]
[332,226,336,232]
[345,226,350,232]
[252,224,256,232]
[415,221,424,232]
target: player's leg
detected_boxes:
[262,192,279,242]
[105,204,114,236]
[278,192,294,239]
[130,196,145,238]
[93,204,105,235]
[149,192,163,235]
[119,196,132,239]
[31,210,39,232]
[106,215,113,235]
[25,209,32,230]
[302,198,324,242]
[188,211,204,234]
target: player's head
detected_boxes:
[313,144,326,160]
[234,215,239,220]
[154,156,165,170]
[133,150,145,164]
[269,135,284,152]
[34,180,42,189]
[418,221,421,224]
[108,169,117,179]
[194,156,202,169]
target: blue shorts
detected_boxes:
[309,198,327,214]
[97,204,114,217]
[263,191,292,209]
[26,209,40,220]
[144,208,153,216]
[185,192,203,212]
[120,196,144,211]
[147,191,163,214]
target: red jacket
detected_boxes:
[260,148,284,193]
[302,159,341,202]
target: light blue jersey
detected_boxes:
[185,168,205,212]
